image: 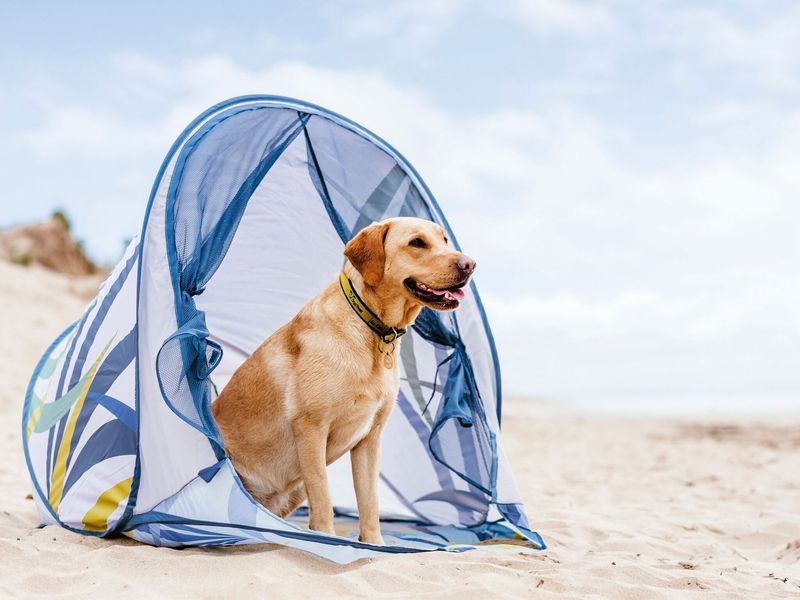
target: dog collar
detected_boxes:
[339,272,406,344]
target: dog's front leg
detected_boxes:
[293,417,335,536]
[351,422,386,545]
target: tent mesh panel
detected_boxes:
[156,335,204,430]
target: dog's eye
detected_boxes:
[409,237,428,249]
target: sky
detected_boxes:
[1,1,799,411]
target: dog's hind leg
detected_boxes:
[264,485,308,519]
[282,485,307,518]
[251,491,280,514]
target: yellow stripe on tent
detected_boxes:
[48,336,115,513]
[26,393,45,440]
[82,477,132,532]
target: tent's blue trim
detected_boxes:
[124,512,424,554]
[495,503,547,549]
[124,457,437,555]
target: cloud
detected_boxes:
[11,51,800,400]
[18,55,547,205]
[22,106,167,157]
[649,4,800,91]
[331,0,614,52]
[337,0,463,49]
[20,56,441,157]
[505,0,614,35]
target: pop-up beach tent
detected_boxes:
[22,96,544,563]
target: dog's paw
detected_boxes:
[309,523,336,537]
[358,531,385,546]
[308,514,336,537]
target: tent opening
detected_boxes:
[158,106,498,527]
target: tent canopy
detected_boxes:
[22,96,543,563]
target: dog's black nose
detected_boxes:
[455,255,476,276]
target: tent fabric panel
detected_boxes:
[169,106,308,296]
[123,459,536,563]
[195,132,347,388]
[135,145,218,514]
[23,323,78,526]
[22,238,141,535]
[124,460,407,563]
[56,453,133,530]
[303,115,404,233]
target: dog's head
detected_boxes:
[344,217,476,311]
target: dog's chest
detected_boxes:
[326,377,396,455]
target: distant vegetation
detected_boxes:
[51,209,71,232]
[10,251,34,267]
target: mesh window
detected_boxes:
[155,321,222,436]
[171,107,308,291]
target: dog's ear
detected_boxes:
[344,221,390,287]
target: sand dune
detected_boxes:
[1,259,798,598]
[0,217,97,277]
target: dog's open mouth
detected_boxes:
[403,277,467,309]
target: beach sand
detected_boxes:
[1,260,799,598]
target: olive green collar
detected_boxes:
[339,272,406,343]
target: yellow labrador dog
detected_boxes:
[212,216,475,545]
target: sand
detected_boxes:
[1,259,799,598]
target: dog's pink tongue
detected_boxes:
[417,281,466,301]
[418,281,446,296]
